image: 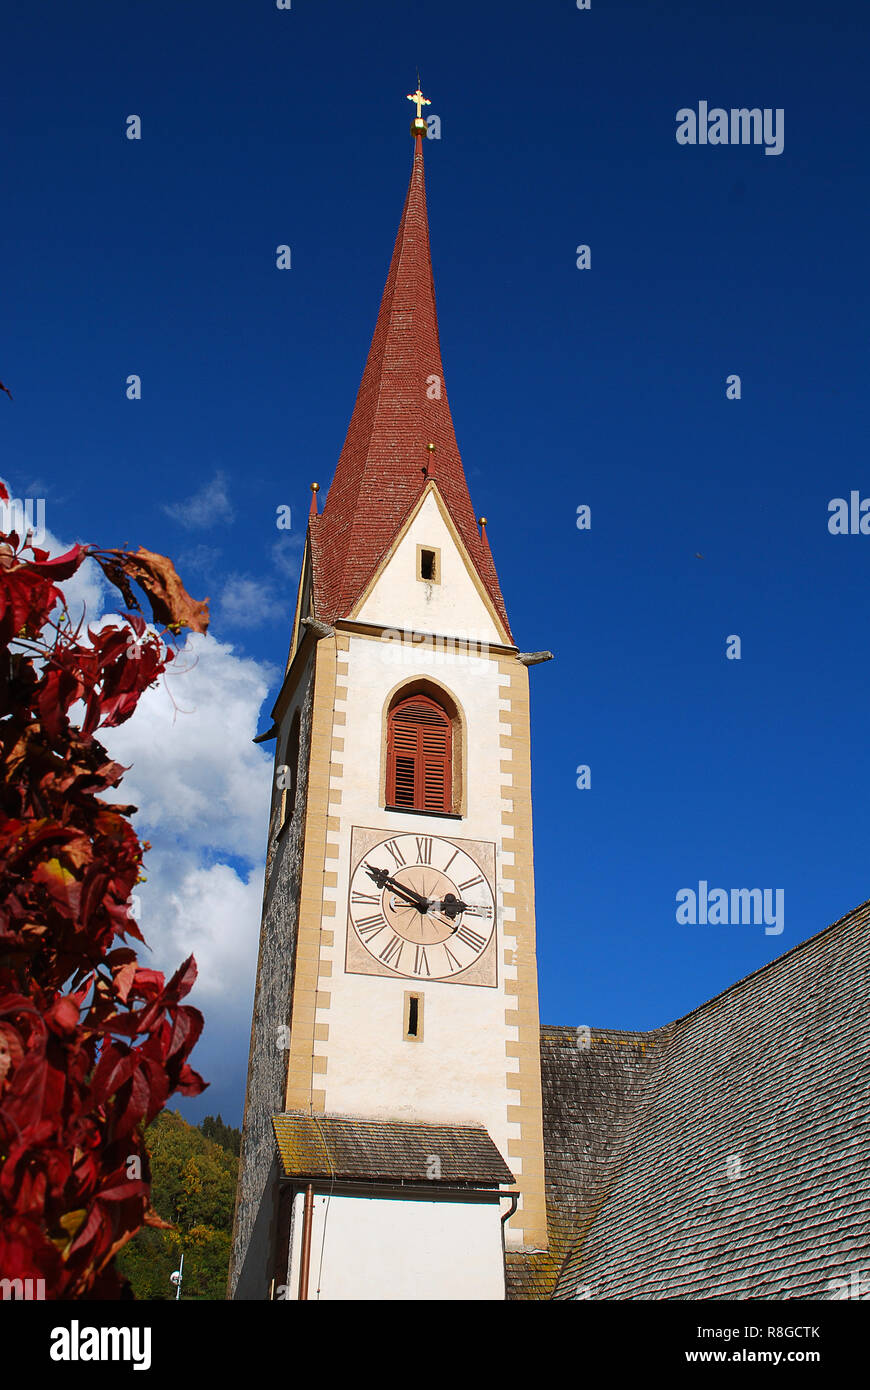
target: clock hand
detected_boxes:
[387,885,432,912]
[431,893,493,921]
[362,864,491,920]
[363,862,430,912]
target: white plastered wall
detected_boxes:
[354,487,505,646]
[284,1190,506,1301]
[320,636,517,1141]
[312,495,527,1246]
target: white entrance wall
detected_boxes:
[285,1190,506,1300]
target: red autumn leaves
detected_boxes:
[0,501,210,1298]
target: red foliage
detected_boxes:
[0,515,209,1298]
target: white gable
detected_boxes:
[353,487,504,644]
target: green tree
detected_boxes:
[116,1111,238,1300]
[200,1113,242,1157]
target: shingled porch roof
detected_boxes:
[273,1111,514,1187]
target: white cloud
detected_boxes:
[272,533,304,581]
[100,632,278,1067]
[133,851,263,1012]
[57,553,109,631]
[4,485,277,1104]
[218,573,277,630]
[102,631,276,860]
[178,543,223,575]
[164,470,234,530]
[0,484,110,629]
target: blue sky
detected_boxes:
[3,0,869,1124]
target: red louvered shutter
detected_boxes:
[387,696,452,813]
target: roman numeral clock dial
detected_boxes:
[346,831,497,984]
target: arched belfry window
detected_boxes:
[387,694,453,814]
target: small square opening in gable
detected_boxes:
[417,546,440,583]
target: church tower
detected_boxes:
[229,90,549,1301]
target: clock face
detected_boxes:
[347,831,496,982]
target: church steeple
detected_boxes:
[230,92,548,1302]
[310,93,512,641]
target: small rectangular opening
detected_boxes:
[416,544,440,584]
[404,991,423,1041]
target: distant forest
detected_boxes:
[116,1111,241,1300]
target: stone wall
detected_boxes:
[227,648,316,1299]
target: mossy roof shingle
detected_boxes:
[273,1111,514,1187]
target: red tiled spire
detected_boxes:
[310,128,512,642]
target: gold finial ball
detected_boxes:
[310,482,320,493]
[426,442,436,452]
[478,516,487,526]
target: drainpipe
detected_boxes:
[298,1184,314,1301]
[500,1191,520,1227]
[500,1190,521,1293]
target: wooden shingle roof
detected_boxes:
[508,897,870,1300]
[273,1111,514,1187]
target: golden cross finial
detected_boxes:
[406,85,431,121]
